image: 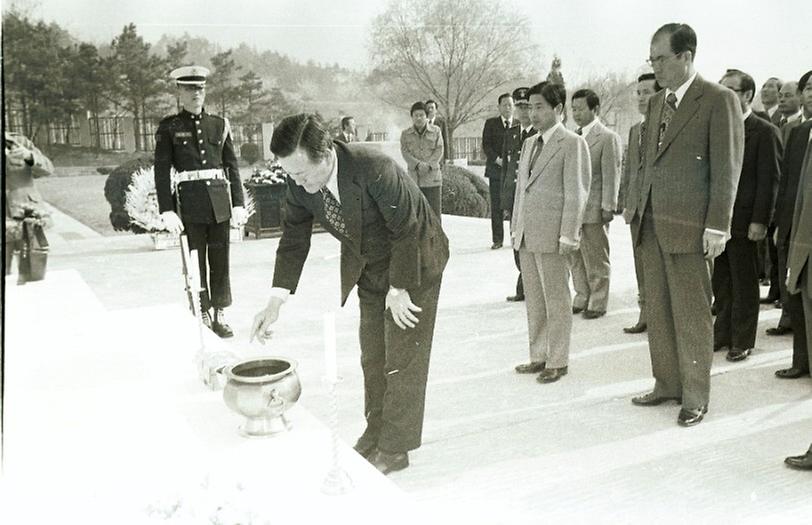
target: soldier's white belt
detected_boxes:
[175,169,226,183]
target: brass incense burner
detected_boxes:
[222,357,301,437]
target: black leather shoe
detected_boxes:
[212,321,234,338]
[353,440,377,459]
[536,366,567,383]
[623,322,647,334]
[506,295,525,302]
[759,296,779,304]
[572,306,585,314]
[583,309,606,319]
[784,446,812,470]
[211,308,234,338]
[766,325,792,336]
[368,449,409,475]
[775,367,811,379]
[491,242,503,250]
[677,405,708,427]
[726,347,751,362]
[632,392,682,406]
[515,361,546,374]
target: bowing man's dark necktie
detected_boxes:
[321,187,348,237]
[657,92,678,152]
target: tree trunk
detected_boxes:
[132,101,142,152]
[447,125,455,161]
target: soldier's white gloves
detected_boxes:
[231,206,248,227]
[160,211,184,234]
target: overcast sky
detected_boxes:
[10,0,812,85]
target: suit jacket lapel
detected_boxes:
[336,153,363,252]
[586,121,603,148]
[655,75,704,160]
[526,127,563,188]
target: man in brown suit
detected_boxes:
[569,89,622,319]
[625,23,744,426]
[619,73,662,334]
[511,81,591,384]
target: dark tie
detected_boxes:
[529,136,545,168]
[321,187,348,237]
[505,120,510,130]
[779,116,787,127]
[657,92,678,151]
[521,129,527,142]
[576,127,583,136]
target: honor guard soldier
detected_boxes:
[154,65,247,338]
[501,87,537,302]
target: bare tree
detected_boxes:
[368,0,539,159]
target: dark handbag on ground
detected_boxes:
[17,217,49,283]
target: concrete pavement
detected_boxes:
[9,207,812,523]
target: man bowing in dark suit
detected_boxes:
[482,93,515,249]
[713,69,781,362]
[625,23,744,426]
[250,114,448,475]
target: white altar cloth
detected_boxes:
[1,271,426,524]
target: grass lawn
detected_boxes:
[37,174,126,236]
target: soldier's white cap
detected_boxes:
[170,65,210,86]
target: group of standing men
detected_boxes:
[488,22,812,468]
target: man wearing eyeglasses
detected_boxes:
[625,23,744,427]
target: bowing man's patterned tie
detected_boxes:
[321,187,348,237]
[657,92,678,152]
[529,135,545,168]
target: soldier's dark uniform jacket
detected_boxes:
[154,109,244,223]
[500,123,538,216]
[153,108,243,311]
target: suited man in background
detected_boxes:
[625,23,744,426]
[778,81,803,143]
[713,69,781,363]
[768,72,812,337]
[482,93,515,249]
[511,81,591,384]
[774,118,812,379]
[336,116,357,143]
[783,123,812,471]
[400,101,445,218]
[569,89,622,319]
[251,113,448,475]
[761,77,784,126]
[501,87,537,303]
[620,73,662,334]
[425,100,450,163]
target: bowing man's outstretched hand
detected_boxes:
[385,288,422,330]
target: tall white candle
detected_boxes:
[324,312,338,381]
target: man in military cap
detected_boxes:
[501,87,537,302]
[154,65,247,338]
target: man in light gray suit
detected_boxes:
[625,23,744,426]
[511,81,591,384]
[569,89,622,319]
